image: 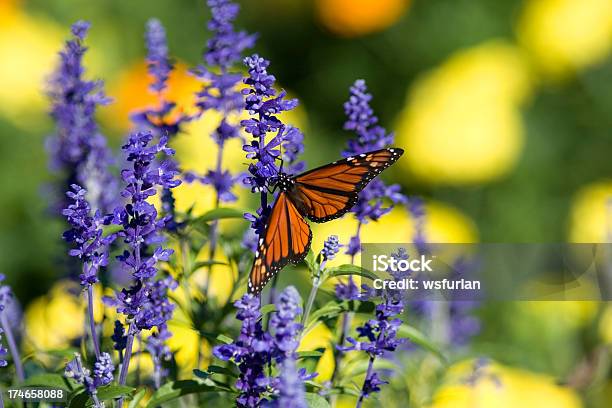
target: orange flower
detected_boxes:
[315,0,411,37]
[102,61,201,132]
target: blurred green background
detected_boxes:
[1,0,612,406]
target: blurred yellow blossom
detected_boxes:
[311,200,478,266]
[299,323,335,382]
[23,281,85,351]
[517,0,612,79]
[519,301,598,330]
[429,359,583,408]
[314,0,411,37]
[568,180,612,242]
[396,41,532,184]
[0,9,62,125]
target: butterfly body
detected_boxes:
[248,147,404,294]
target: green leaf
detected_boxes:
[146,380,230,408]
[102,224,123,237]
[128,388,147,408]
[216,334,234,345]
[68,386,134,408]
[196,365,236,378]
[97,385,135,401]
[305,300,375,332]
[260,303,276,316]
[326,264,377,280]
[397,324,447,362]
[297,350,323,359]
[305,393,332,408]
[67,390,88,408]
[304,249,318,272]
[23,373,75,391]
[197,208,245,223]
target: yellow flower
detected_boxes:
[517,0,612,79]
[568,180,612,242]
[429,360,583,408]
[311,200,478,266]
[23,281,85,351]
[396,41,532,185]
[314,0,411,37]
[0,9,62,126]
[519,301,598,331]
[298,323,335,382]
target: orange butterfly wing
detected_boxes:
[291,148,403,222]
[248,192,312,294]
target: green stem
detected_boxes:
[302,277,321,327]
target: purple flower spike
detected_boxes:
[145,19,173,93]
[213,294,274,408]
[341,80,406,257]
[63,184,115,287]
[47,21,117,214]
[270,286,303,358]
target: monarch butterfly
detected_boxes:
[248,147,404,294]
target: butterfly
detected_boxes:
[248,147,404,294]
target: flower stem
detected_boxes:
[330,311,352,388]
[86,284,101,359]
[204,148,224,299]
[117,322,136,408]
[356,356,376,408]
[0,312,24,383]
[301,277,320,326]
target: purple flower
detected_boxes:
[203,0,256,70]
[189,1,256,208]
[65,351,113,402]
[321,236,340,261]
[264,359,308,408]
[147,323,173,387]
[0,329,8,368]
[241,55,304,243]
[340,295,405,403]
[110,131,180,388]
[92,352,114,387]
[362,372,387,397]
[341,80,406,256]
[131,20,189,228]
[47,21,117,214]
[269,286,303,359]
[112,320,127,351]
[63,184,115,286]
[320,235,341,272]
[145,19,173,93]
[343,80,394,156]
[133,18,189,136]
[65,353,95,393]
[0,275,23,380]
[213,294,274,408]
[335,277,362,301]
